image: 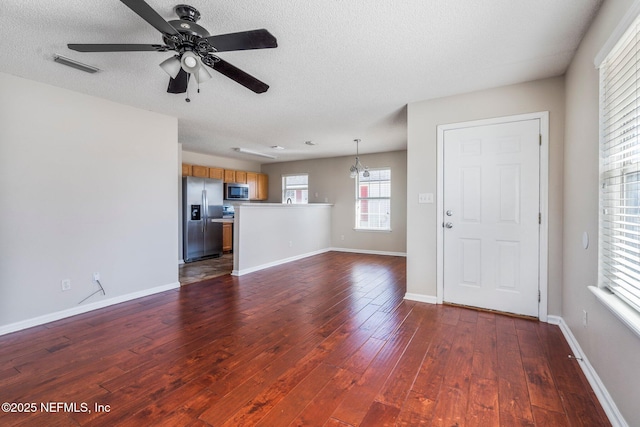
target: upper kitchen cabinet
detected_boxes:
[192,165,208,178]
[246,172,268,200]
[235,171,247,184]
[182,164,192,176]
[246,172,258,199]
[224,170,236,183]
[257,174,268,200]
[209,167,224,180]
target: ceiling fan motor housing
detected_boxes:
[174,5,200,22]
[163,6,211,54]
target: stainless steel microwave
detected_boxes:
[224,183,250,200]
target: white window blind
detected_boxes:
[599,14,640,313]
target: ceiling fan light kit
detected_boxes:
[67,1,277,98]
[159,55,181,79]
[180,51,200,73]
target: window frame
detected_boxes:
[354,167,391,231]
[595,5,640,338]
[281,173,309,204]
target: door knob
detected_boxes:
[446,210,453,216]
[445,222,453,229]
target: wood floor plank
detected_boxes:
[288,368,359,427]
[395,390,436,426]
[531,406,570,426]
[521,356,564,413]
[359,401,401,426]
[329,332,415,425]
[431,385,469,427]
[375,305,434,408]
[0,252,610,426]
[256,362,339,426]
[559,390,611,427]
[466,376,500,427]
[498,377,535,425]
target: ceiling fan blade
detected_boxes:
[68,44,169,52]
[204,29,277,52]
[167,68,190,94]
[120,0,182,39]
[208,58,269,93]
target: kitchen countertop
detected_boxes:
[210,218,235,223]
[236,203,334,208]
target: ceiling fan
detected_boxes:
[68,0,277,95]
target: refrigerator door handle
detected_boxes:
[202,189,207,231]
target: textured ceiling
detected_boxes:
[0,0,603,163]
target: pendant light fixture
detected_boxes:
[349,139,369,178]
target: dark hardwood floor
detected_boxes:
[0,252,609,426]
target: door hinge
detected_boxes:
[538,290,541,302]
[538,213,541,224]
[539,134,542,146]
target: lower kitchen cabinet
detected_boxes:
[222,222,233,252]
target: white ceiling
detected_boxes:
[0,0,602,163]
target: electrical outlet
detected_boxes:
[340,235,345,241]
[93,272,100,283]
[61,279,71,291]
[582,310,588,327]
[288,241,293,247]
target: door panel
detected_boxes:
[443,119,540,317]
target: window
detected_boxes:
[598,13,640,315]
[282,174,308,204]
[355,168,390,230]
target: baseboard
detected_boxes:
[547,315,628,427]
[178,259,185,265]
[404,293,438,304]
[231,248,331,276]
[0,281,181,337]
[330,247,407,257]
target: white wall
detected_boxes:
[261,151,407,255]
[563,1,640,425]
[0,73,179,332]
[406,77,565,314]
[233,204,332,275]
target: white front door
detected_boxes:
[442,118,540,317]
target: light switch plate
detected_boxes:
[418,193,434,204]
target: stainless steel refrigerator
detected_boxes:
[182,176,224,262]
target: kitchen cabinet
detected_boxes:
[246,172,268,200]
[192,165,209,178]
[235,170,247,184]
[224,169,236,183]
[246,172,258,199]
[222,222,233,252]
[209,167,224,180]
[183,161,268,200]
[257,173,268,200]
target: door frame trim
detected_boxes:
[436,112,549,321]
